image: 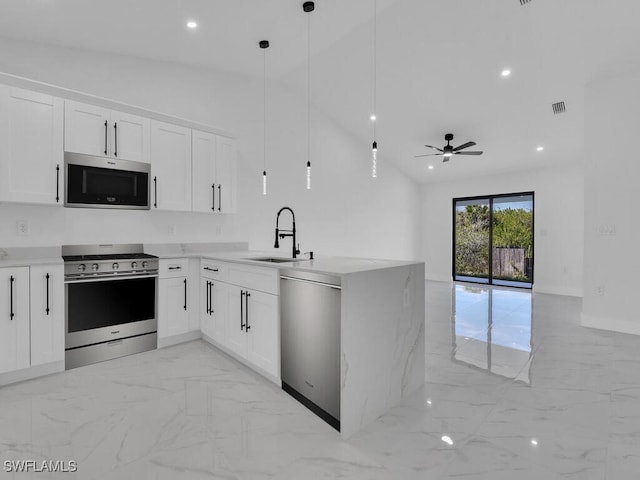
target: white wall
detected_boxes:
[582,70,640,335]
[421,165,584,297]
[0,37,421,260]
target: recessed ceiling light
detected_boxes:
[441,435,454,446]
[536,146,544,152]
[501,69,511,77]
[428,165,434,170]
[370,114,377,121]
[531,439,538,446]
[187,21,198,29]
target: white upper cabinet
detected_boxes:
[109,110,151,163]
[64,100,150,162]
[192,130,238,214]
[192,130,217,213]
[151,121,192,211]
[0,86,64,205]
[215,136,238,214]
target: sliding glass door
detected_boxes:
[453,192,534,288]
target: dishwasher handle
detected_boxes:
[280,275,342,290]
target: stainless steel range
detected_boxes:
[62,244,159,369]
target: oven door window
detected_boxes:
[67,277,156,332]
[67,164,149,207]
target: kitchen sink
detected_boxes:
[246,257,299,263]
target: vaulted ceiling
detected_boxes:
[0,0,637,184]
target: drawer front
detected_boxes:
[159,258,189,278]
[201,259,228,281]
[226,263,278,295]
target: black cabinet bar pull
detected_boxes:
[210,282,213,315]
[55,164,60,203]
[203,267,218,272]
[153,176,158,208]
[46,273,50,315]
[183,278,187,311]
[167,266,182,270]
[113,122,118,157]
[104,120,108,155]
[205,281,209,315]
[240,290,245,330]
[245,291,251,331]
[209,282,213,315]
[212,184,215,211]
[218,185,222,212]
[210,282,214,315]
[9,275,15,320]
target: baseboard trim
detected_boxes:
[581,313,640,336]
[425,274,452,283]
[533,284,583,297]
[0,361,65,387]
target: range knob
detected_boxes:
[131,261,138,269]
[142,261,148,269]
[78,264,86,272]
[91,263,99,272]
[112,262,119,271]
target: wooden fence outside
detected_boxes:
[492,247,531,279]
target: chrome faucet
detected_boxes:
[274,206,300,259]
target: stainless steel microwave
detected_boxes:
[64,153,150,209]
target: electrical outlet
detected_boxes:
[215,226,222,236]
[596,286,605,296]
[17,220,30,236]
[597,224,616,236]
[168,224,176,235]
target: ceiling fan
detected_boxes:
[415,133,483,162]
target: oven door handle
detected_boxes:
[65,273,159,284]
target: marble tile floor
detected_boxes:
[1,281,639,479]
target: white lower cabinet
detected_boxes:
[245,290,280,378]
[0,267,30,374]
[200,277,227,344]
[29,265,64,367]
[222,284,280,380]
[0,264,64,377]
[158,276,190,339]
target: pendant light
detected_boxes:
[371,0,378,178]
[303,1,314,189]
[260,39,269,195]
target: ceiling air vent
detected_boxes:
[552,101,566,115]
[520,0,532,5]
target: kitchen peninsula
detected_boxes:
[147,243,426,438]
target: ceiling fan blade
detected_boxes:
[424,144,444,152]
[455,151,483,155]
[414,153,443,157]
[442,156,450,162]
[453,141,476,152]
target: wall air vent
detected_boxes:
[552,101,566,115]
[520,0,532,5]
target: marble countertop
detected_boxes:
[0,243,422,276]
[196,250,421,276]
[0,247,63,267]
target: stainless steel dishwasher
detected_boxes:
[280,270,341,431]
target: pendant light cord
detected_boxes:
[373,0,377,141]
[263,47,267,174]
[307,11,311,167]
